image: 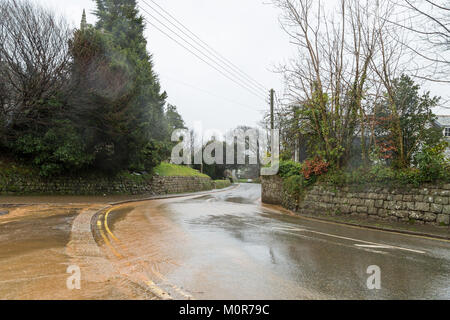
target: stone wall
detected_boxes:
[261,176,450,226]
[0,175,215,196]
[261,175,284,205]
[152,176,215,195]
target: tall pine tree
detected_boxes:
[68,1,171,173]
[94,0,169,170]
[95,0,147,59]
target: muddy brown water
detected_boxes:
[0,185,449,300]
[0,194,155,205]
[0,205,80,299]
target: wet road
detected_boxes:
[105,184,450,300]
[1,184,450,299]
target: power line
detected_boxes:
[142,0,267,92]
[161,74,266,113]
[137,5,266,101]
[140,0,268,96]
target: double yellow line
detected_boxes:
[97,207,124,259]
[95,186,241,299]
[96,205,192,300]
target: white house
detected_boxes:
[436,115,450,157]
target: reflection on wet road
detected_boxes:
[109,184,450,300]
[1,184,449,300]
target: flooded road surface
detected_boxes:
[1,184,450,299]
[108,184,450,300]
[0,203,158,299]
[0,204,98,299]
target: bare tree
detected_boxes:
[390,0,450,83]
[0,0,71,135]
[273,0,397,167]
[370,15,410,167]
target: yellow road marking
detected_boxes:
[104,207,121,243]
[151,269,194,300]
[96,186,241,299]
[144,280,173,300]
[99,205,191,300]
[97,219,123,259]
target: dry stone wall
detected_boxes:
[0,175,215,196]
[261,175,450,226]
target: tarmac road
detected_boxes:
[97,184,450,300]
[1,184,449,299]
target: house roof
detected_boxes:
[436,116,450,127]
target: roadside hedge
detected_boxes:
[214,180,232,189]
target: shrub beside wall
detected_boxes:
[214,180,232,189]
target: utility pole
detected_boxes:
[201,134,204,174]
[269,89,275,154]
[270,89,275,131]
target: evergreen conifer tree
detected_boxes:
[90,0,170,171]
[67,0,174,172]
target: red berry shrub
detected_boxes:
[301,157,329,180]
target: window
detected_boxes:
[445,127,450,137]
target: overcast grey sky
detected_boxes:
[33,0,294,134]
[33,0,448,134]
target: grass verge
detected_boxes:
[214,180,232,189]
[154,163,210,178]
